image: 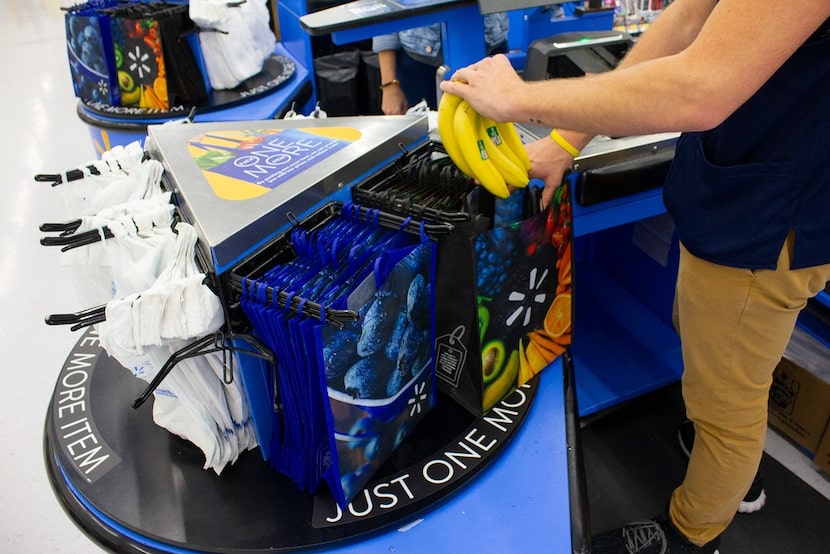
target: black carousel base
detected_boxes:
[44,329,574,553]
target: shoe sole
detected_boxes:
[738,489,767,514]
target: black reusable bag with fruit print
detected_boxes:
[153,4,207,108]
[108,2,205,110]
[433,184,573,416]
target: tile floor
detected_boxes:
[1,2,828,553]
[1,1,108,553]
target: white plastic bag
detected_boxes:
[189,0,275,90]
[58,202,178,306]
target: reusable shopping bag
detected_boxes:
[109,2,206,109]
[433,184,573,415]
[64,0,122,106]
[236,202,438,508]
[351,142,573,416]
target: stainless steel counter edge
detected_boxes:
[145,116,430,273]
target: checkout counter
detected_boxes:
[44,114,583,553]
[43,2,692,552]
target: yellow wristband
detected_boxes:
[550,129,581,157]
[379,79,400,90]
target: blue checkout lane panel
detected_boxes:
[300,1,489,72]
[569,185,684,416]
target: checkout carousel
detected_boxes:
[42,113,587,554]
[40,1,689,552]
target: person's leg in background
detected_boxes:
[671,233,830,546]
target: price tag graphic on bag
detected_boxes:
[435,325,467,388]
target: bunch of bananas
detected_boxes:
[437,92,531,199]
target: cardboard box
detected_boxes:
[768,327,830,455]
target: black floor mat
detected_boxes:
[581,382,830,553]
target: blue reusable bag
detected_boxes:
[318,239,435,506]
[64,1,122,106]
[238,203,437,508]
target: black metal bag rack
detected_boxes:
[221,200,453,333]
[351,141,476,224]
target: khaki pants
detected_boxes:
[669,234,830,546]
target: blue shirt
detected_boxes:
[663,22,830,270]
[372,13,509,67]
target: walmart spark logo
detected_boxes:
[127,46,151,79]
[505,266,549,327]
[408,381,428,416]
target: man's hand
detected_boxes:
[526,138,575,210]
[439,54,526,123]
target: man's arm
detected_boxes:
[525,0,717,206]
[617,0,717,67]
[442,0,830,137]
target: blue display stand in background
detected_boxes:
[76,42,313,155]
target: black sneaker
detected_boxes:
[678,419,767,513]
[591,513,720,553]
[738,472,767,513]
